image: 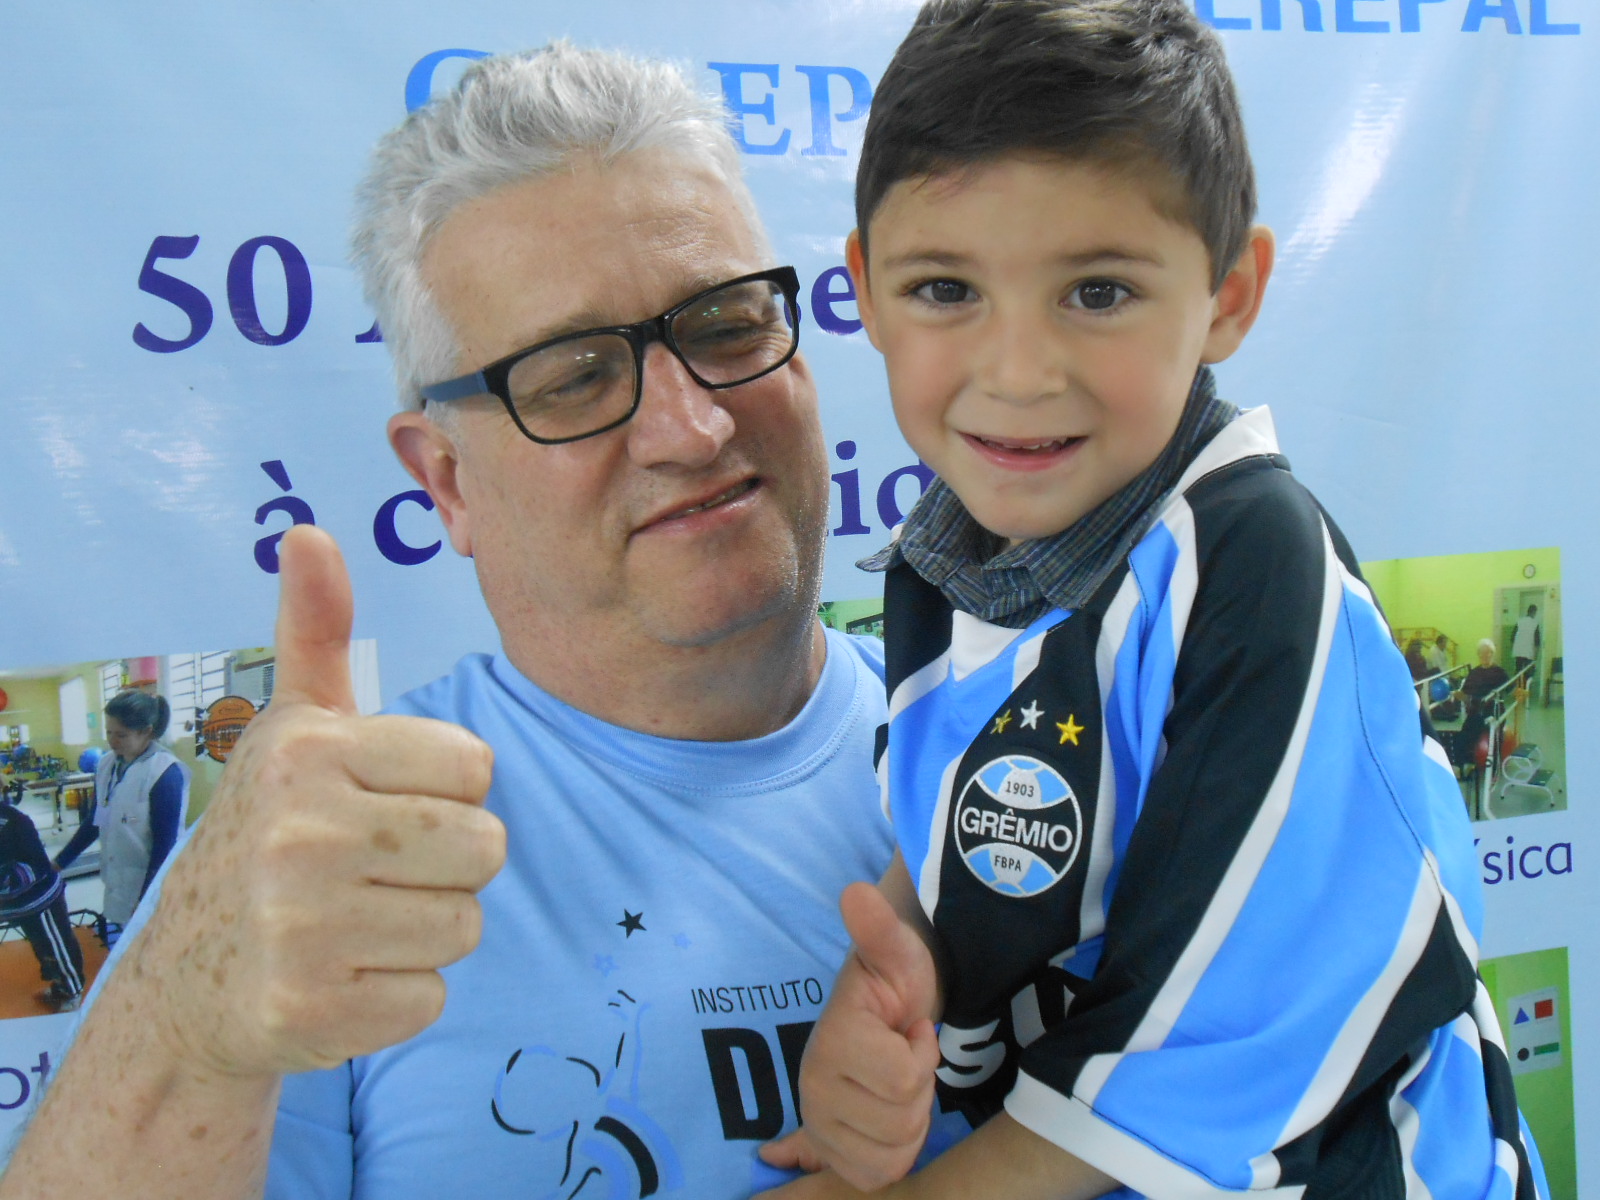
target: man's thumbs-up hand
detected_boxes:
[129,525,505,1078]
[757,879,941,1193]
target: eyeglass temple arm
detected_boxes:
[419,371,490,404]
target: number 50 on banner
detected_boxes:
[132,233,382,352]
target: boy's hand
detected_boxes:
[759,882,941,1191]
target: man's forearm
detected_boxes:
[0,931,283,1200]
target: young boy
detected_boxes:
[760,1,1546,1196]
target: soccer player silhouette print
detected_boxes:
[491,990,684,1198]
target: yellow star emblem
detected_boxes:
[992,709,1013,734]
[1056,714,1085,746]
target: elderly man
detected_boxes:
[1,44,903,1198]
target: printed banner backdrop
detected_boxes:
[0,0,1593,1188]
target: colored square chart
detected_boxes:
[1507,986,1563,1075]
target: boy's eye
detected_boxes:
[911,279,974,305]
[1069,280,1131,311]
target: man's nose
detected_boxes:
[624,341,737,468]
[973,305,1071,406]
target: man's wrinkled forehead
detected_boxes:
[422,151,766,365]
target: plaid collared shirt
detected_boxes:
[858,368,1238,628]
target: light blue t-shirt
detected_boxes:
[264,629,914,1199]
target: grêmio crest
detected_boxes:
[954,755,1082,898]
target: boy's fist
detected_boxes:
[759,882,941,1191]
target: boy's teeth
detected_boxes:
[981,436,1073,452]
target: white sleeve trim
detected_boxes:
[1005,1073,1307,1199]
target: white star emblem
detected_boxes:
[1019,701,1044,730]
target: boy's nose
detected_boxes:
[973,309,1071,405]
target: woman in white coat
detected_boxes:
[54,691,189,942]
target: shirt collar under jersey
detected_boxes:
[859,367,1238,629]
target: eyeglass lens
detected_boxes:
[670,276,795,385]
[503,277,795,442]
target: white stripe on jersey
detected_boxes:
[1082,573,1145,950]
[915,755,966,917]
[1388,1036,1437,1200]
[950,610,1028,682]
[1007,1074,1309,1200]
[1422,734,1455,779]
[1262,858,1443,1170]
[1151,498,1199,776]
[889,649,950,722]
[1336,557,1380,613]
[1451,1009,1486,1061]
[1074,517,1345,1108]
[1079,716,1120,952]
[1011,627,1049,692]
[1494,1138,1523,1192]
[1172,405,1281,494]
[1473,981,1510,1057]
[1393,1099,1436,1200]
[877,745,892,822]
[1156,496,1201,671]
[1430,846,1482,967]
[1395,1100,1433,1200]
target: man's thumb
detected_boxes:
[272,525,357,713]
[840,881,937,1030]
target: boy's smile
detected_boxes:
[849,155,1271,542]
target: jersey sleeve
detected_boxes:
[1003,466,1485,1197]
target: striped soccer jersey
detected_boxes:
[883,408,1543,1198]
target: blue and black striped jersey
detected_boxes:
[882,408,1544,1198]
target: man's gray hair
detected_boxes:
[352,41,763,410]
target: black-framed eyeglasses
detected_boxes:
[419,266,802,445]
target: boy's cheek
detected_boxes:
[886,390,948,465]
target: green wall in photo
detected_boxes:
[1481,947,1576,1199]
[1361,547,1561,664]
[0,675,66,758]
[819,598,886,640]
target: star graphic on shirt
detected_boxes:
[992,709,1013,734]
[1019,701,1044,730]
[1057,714,1085,746]
[617,910,646,937]
[594,954,618,977]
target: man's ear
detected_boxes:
[1201,225,1275,365]
[844,229,883,350]
[388,410,474,557]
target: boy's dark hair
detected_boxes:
[857,0,1256,290]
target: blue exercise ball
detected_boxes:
[78,747,104,774]
[1429,678,1450,703]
